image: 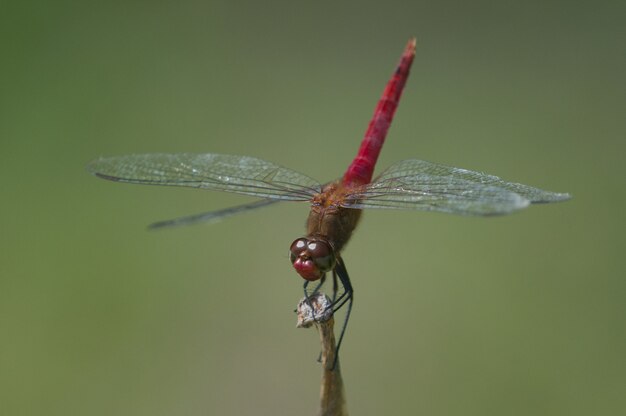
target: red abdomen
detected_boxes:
[342,38,416,186]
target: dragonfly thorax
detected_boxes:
[304,180,363,256]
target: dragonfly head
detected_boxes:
[289,237,336,281]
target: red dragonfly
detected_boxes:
[88,39,569,358]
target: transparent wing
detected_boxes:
[148,199,280,229]
[344,159,570,215]
[87,153,322,201]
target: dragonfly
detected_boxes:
[87,39,570,363]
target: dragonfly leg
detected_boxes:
[329,267,351,312]
[303,274,326,299]
[301,263,352,369]
[331,271,339,304]
[330,257,354,370]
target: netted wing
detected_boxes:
[344,159,570,215]
[87,153,322,201]
[148,199,280,229]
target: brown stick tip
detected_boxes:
[296,292,334,328]
[296,293,349,416]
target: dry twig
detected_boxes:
[297,293,348,416]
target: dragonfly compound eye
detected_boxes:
[306,240,335,273]
[289,238,308,263]
[289,238,335,281]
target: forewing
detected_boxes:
[344,159,570,216]
[87,153,321,201]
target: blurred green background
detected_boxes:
[1,1,624,415]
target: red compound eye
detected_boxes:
[289,238,336,281]
[289,238,308,263]
[305,240,335,273]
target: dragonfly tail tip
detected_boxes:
[407,37,417,53]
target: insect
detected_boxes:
[88,39,570,361]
